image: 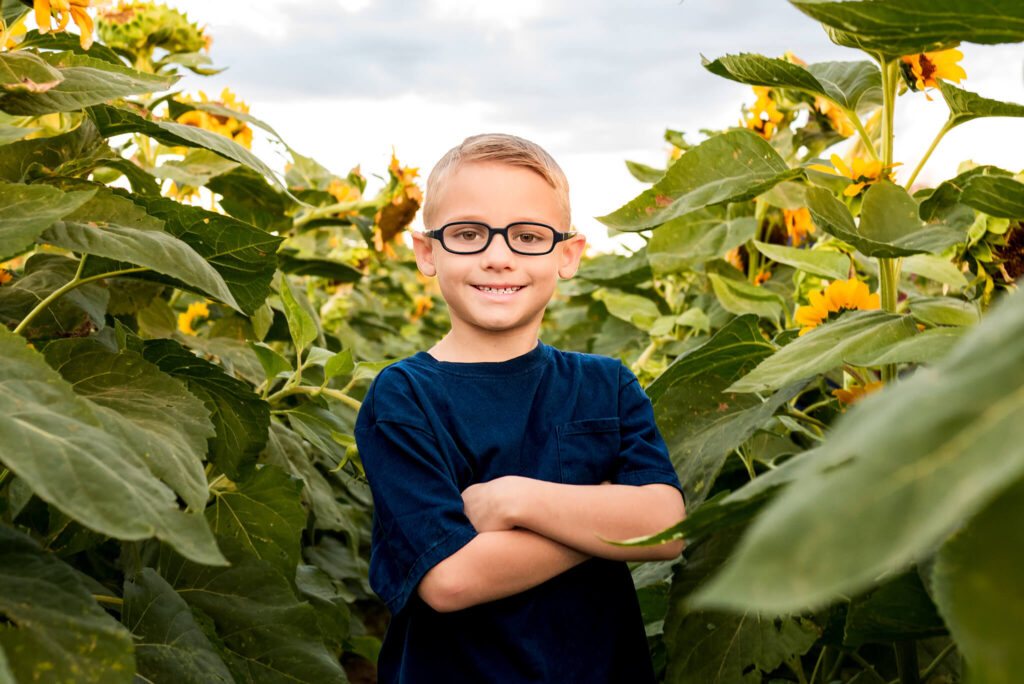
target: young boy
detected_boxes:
[354,133,686,683]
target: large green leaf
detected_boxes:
[43,338,213,512]
[648,210,757,275]
[844,325,966,366]
[842,570,946,647]
[729,310,919,393]
[0,118,107,184]
[285,403,352,469]
[159,545,348,683]
[592,288,661,331]
[906,296,980,327]
[707,273,785,326]
[0,50,63,93]
[938,80,1024,129]
[207,464,306,579]
[0,525,135,684]
[902,253,969,289]
[598,130,803,230]
[789,0,1024,58]
[41,186,241,311]
[806,183,964,257]
[123,193,283,315]
[280,274,318,352]
[960,175,1024,219]
[0,328,225,564]
[86,104,285,189]
[703,54,880,113]
[917,165,1011,221]
[662,528,819,684]
[0,51,176,115]
[142,338,270,481]
[752,240,850,280]
[0,253,108,337]
[693,285,1024,613]
[122,568,234,684]
[0,182,95,260]
[647,316,801,508]
[932,476,1024,684]
[155,148,240,188]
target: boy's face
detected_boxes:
[412,161,586,339]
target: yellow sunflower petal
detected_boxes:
[830,154,853,180]
[843,182,865,197]
[34,0,52,32]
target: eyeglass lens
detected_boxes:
[441,223,555,254]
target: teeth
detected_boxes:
[477,286,522,294]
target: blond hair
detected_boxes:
[422,133,571,229]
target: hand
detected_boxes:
[461,475,525,532]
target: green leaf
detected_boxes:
[906,296,980,327]
[285,403,352,468]
[729,310,919,393]
[122,568,234,684]
[0,51,176,115]
[842,571,946,647]
[155,148,240,188]
[278,253,364,283]
[576,248,652,286]
[159,547,347,683]
[844,326,966,366]
[648,210,757,275]
[752,240,850,280]
[120,193,283,316]
[0,50,63,93]
[86,104,285,190]
[902,253,969,289]
[625,159,665,183]
[938,79,1024,129]
[249,341,293,384]
[0,117,108,184]
[807,182,964,257]
[280,275,318,352]
[0,525,135,684]
[932,476,1024,684]
[693,284,1024,613]
[208,465,306,577]
[0,328,225,565]
[960,175,1024,219]
[0,253,108,337]
[662,528,819,684]
[918,165,1012,222]
[703,53,881,113]
[43,338,213,511]
[707,273,785,325]
[143,338,270,481]
[789,0,1024,58]
[598,130,803,231]
[324,349,354,381]
[0,182,95,261]
[593,288,661,331]
[41,186,241,311]
[12,29,124,65]
[646,316,801,508]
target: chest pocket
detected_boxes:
[556,418,620,485]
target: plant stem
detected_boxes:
[825,650,847,683]
[267,384,362,410]
[848,649,888,684]
[736,447,757,481]
[784,407,828,432]
[847,108,880,161]
[905,120,953,190]
[895,642,920,684]
[787,655,810,684]
[633,339,660,371]
[878,256,901,383]
[809,646,828,684]
[13,263,146,336]
[92,595,123,607]
[0,468,9,489]
[747,199,769,283]
[918,642,956,682]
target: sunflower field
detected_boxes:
[1,1,1023,683]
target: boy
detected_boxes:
[354,133,686,683]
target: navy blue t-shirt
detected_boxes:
[354,341,683,683]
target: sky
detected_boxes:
[164,0,1024,251]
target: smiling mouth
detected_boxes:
[474,285,524,294]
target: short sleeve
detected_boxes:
[355,374,478,615]
[613,364,685,503]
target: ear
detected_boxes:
[557,233,587,279]
[412,231,437,277]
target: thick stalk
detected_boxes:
[895,642,920,684]
[904,120,953,190]
[267,384,362,411]
[877,57,901,384]
[747,198,769,283]
[846,108,880,161]
[13,262,146,336]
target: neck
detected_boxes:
[429,319,542,363]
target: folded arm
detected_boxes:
[417,528,589,613]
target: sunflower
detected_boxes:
[794,278,880,335]
[34,0,94,49]
[0,268,12,285]
[833,381,883,407]
[175,88,253,149]
[900,49,966,92]
[808,154,900,197]
[783,207,815,247]
[374,152,423,250]
[813,97,855,137]
[409,294,434,323]
[177,301,210,335]
[741,86,784,140]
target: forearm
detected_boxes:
[512,480,686,561]
[418,528,590,613]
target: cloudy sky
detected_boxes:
[166,0,1024,250]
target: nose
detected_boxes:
[478,230,516,269]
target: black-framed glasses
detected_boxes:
[424,222,576,255]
